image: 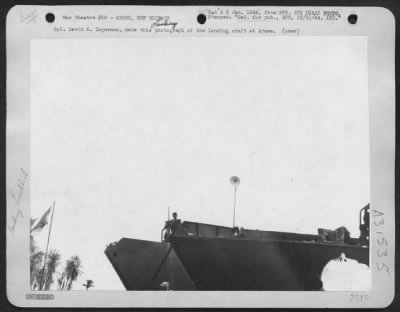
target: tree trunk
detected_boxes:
[67,278,73,291]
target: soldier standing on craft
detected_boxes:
[163,212,181,241]
[359,204,370,245]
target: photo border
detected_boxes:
[2,1,398,309]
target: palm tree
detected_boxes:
[59,256,83,290]
[43,250,61,290]
[30,225,44,290]
[82,279,94,290]
[57,272,66,290]
[30,248,44,290]
[56,272,63,290]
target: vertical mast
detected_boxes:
[229,176,240,229]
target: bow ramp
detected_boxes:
[105,238,195,290]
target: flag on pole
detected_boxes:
[30,207,52,234]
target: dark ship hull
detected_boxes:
[105,220,369,291]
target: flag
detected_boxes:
[30,217,37,227]
[30,207,51,234]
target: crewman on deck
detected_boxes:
[359,204,370,245]
[163,212,181,241]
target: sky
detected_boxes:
[30,36,369,290]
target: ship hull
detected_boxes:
[105,238,195,290]
[171,236,369,290]
[105,235,368,290]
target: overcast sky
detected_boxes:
[30,36,369,290]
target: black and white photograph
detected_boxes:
[6,5,395,308]
[28,36,371,292]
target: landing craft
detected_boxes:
[105,204,370,290]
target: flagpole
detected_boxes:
[40,201,55,290]
[233,186,237,228]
